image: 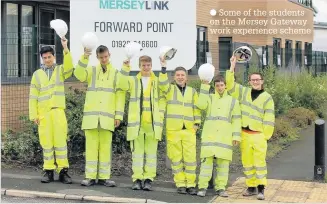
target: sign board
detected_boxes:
[70,0,197,71]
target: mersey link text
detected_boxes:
[95,21,174,32]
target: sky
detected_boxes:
[314,0,327,22]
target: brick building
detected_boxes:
[0,0,321,132]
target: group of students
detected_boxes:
[29,37,275,201]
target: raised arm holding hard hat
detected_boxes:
[158,50,201,195]
[29,19,74,184]
[74,32,129,187]
[226,49,275,200]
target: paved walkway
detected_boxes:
[214,177,327,203]
[267,122,326,181]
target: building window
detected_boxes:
[1,2,35,79]
[285,40,292,67]
[295,41,302,67]
[273,38,281,67]
[219,37,232,71]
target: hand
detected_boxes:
[84,47,92,59]
[202,80,209,85]
[114,119,121,128]
[159,56,167,67]
[232,140,240,146]
[230,55,237,72]
[34,118,40,125]
[193,125,199,132]
[61,36,68,51]
[123,59,130,66]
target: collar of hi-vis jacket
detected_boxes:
[41,63,57,70]
[214,89,228,99]
[136,71,156,81]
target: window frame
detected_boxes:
[1,1,70,84]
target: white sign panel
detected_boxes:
[70,0,197,71]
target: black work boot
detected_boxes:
[177,187,187,194]
[143,179,152,191]
[59,168,72,184]
[257,185,265,200]
[98,179,116,187]
[187,187,197,195]
[243,187,257,196]
[41,170,54,183]
[132,179,142,190]
[81,178,96,186]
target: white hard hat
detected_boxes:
[50,19,68,38]
[125,42,143,60]
[233,46,252,63]
[198,63,215,83]
[81,32,99,50]
[160,46,177,60]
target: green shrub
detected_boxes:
[285,107,317,128]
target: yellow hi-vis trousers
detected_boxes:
[241,131,268,187]
[84,127,113,179]
[167,129,196,188]
[38,108,69,173]
[131,122,158,182]
[198,157,230,190]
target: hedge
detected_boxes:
[2,65,327,171]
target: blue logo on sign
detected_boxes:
[99,0,169,10]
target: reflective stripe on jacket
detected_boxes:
[120,69,166,141]
[196,84,241,160]
[29,51,74,120]
[225,70,275,140]
[158,72,201,131]
[74,55,126,131]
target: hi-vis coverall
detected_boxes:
[196,84,241,190]
[74,55,127,180]
[158,72,201,188]
[120,68,166,182]
[226,70,275,187]
[29,51,74,173]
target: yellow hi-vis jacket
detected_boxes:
[158,72,201,131]
[225,70,275,140]
[119,67,166,141]
[196,84,242,160]
[29,51,74,121]
[74,55,127,131]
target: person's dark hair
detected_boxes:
[174,66,187,75]
[96,45,109,55]
[248,72,264,81]
[40,46,55,57]
[213,75,226,85]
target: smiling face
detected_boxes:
[213,75,226,95]
[40,46,55,67]
[249,73,264,90]
[174,67,187,87]
[215,81,226,94]
[41,52,55,67]
[96,45,110,65]
[139,55,152,76]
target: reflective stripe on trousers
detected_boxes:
[240,131,268,187]
[167,129,197,188]
[131,122,158,182]
[198,156,230,190]
[38,108,68,173]
[84,128,113,179]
